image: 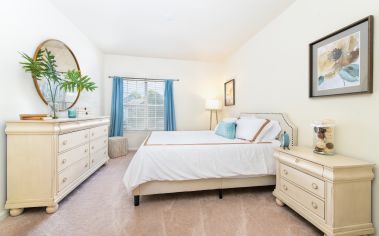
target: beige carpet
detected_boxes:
[0,152,322,236]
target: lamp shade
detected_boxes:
[205,99,221,110]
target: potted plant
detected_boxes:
[20,49,97,119]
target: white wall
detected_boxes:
[104,55,223,149]
[0,0,104,219]
[223,0,379,231]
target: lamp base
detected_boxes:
[209,110,219,130]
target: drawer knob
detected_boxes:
[62,159,67,164]
[62,140,67,145]
[312,183,318,190]
[85,134,88,138]
[283,169,288,175]
[283,185,288,190]
[311,201,318,209]
[85,149,88,153]
[85,163,88,168]
[91,146,95,150]
[62,177,67,183]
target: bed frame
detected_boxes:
[132,113,297,206]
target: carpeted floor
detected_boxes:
[0,152,322,236]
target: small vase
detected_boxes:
[48,101,59,119]
[68,109,77,118]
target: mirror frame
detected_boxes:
[32,39,81,111]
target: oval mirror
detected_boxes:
[33,39,80,111]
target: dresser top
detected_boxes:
[7,116,109,124]
[275,146,374,168]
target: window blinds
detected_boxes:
[123,80,165,131]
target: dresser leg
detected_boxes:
[275,198,285,206]
[46,203,59,214]
[9,208,24,216]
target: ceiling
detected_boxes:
[50,0,294,61]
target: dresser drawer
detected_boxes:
[58,144,89,172]
[90,136,108,154]
[275,152,324,178]
[90,125,108,140]
[59,129,89,153]
[280,163,325,198]
[281,179,325,219]
[58,157,90,192]
[90,148,108,167]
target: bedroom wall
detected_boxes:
[223,0,379,231]
[104,55,223,149]
[0,0,104,220]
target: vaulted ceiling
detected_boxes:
[49,0,294,61]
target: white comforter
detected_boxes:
[123,131,280,192]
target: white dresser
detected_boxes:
[5,117,110,216]
[273,147,374,236]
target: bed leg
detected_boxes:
[134,195,140,206]
[218,189,223,199]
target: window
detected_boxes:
[124,80,165,131]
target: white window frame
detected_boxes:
[123,80,165,131]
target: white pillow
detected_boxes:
[254,121,274,142]
[262,120,282,141]
[235,118,271,142]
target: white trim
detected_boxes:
[0,209,8,221]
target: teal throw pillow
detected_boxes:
[215,121,236,139]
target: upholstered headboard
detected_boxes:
[239,113,298,146]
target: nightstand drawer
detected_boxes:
[280,163,324,198]
[281,179,325,219]
[275,152,324,178]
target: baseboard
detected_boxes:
[0,209,8,221]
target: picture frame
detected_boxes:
[309,16,373,97]
[224,79,235,106]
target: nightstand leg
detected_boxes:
[275,198,285,206]
[46,203,59,214]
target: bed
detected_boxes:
[123,113,297,206]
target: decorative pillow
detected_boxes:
[214,117,238,131]
[262,120,282,141]
[235,118,271,142]
[215,122,236,139]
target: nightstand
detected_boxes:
[273,147,374,236]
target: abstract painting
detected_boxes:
[309,16,373,97]
[224,79,235,106]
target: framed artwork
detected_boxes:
[224,79,235,106]
[309,16,373,97]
